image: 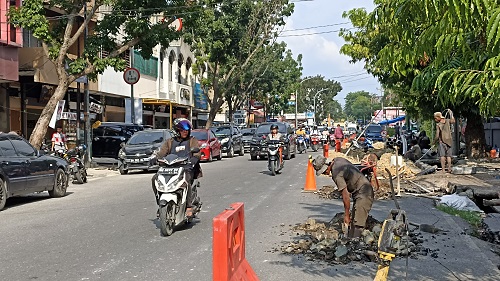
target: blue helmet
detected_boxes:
[173,118,192,137]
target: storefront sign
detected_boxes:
[194,83,208,110]
[89,102,104,114]
[60,112,78,120]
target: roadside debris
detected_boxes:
[279,214,432,264]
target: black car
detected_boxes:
[117,129,172,174]
[0,133,69,211]
[241,128,256,152]
[363,124,384,142]
[92,122,144,158]
[249,122,296,160]
[211,125,244,158]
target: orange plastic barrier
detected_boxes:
[303,157,317,192]
[213,203,259,281]
[323,143,329,158]
[335,139,341,152]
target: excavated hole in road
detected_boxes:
[277,213,440,265]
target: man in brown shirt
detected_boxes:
[313,156,374,238]
[432,110,455,173]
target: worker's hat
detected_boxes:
[312,155,328,176]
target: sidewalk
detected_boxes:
[302,175,500,280]
[85,167,120,182]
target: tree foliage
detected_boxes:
[9,0,187,147]
[182,0,294,127]
[298,76,342,124]
[344,91,380,122]
[339,0,500,157]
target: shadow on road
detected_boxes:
[4,192,74,211]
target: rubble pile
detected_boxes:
[372,142,385,150]
[280,214,427,265]
[479,221,500,245]
[317,185,341,199]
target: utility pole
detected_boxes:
[295,77,313,128]
[83,2,91,166]
[130,47,135,124]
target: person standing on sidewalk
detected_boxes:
[313,156,374,238]
[432,109,455,173]
[51,126,68,152]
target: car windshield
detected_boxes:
[212,126,231,137]
[127,131,165,145]
[255,124,286,136]
[241,129,255,136]
[191,131,208,140]
[366,125,382,133]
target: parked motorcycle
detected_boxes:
[296,135,307,154]
[310,135,321,152]
[154,150,202,236]
[54,145,87,184]
[329,134,336,147]
[267,140,284,176]
[351,137,374,152]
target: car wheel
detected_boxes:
[208,150,213,162]
[0,178,6,211]
[49,169,67,198]
[119,165,128,175]
[239,144,244,156]
[251,155,257,160]
[227,146,234,158]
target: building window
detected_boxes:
[168,51,175,82]
[177,54,184,84]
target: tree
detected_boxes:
[9,0,187,148]
[297,76,342,124]
[339,0,500,158]
[182,0,293,128]
[344,91,380,122]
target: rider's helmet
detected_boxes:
[173,118,193,138]
[270,124,279,132]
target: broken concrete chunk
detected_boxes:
[335,245,348,258]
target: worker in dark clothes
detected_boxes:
[313,156,374,238]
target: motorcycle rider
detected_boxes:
[310,125,320,136]
[152,118,201,217]
[267,124,284,166]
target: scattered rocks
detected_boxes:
[279,213,430,265]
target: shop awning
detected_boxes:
[378,115,405,125]
[141,98,172,105]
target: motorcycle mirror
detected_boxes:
[120,142,125,148]
[191,147,200,154]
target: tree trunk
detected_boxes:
[463,111,486,159]
[227,93,233,122]
[29,80,70,149]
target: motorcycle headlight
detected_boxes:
[118,149,126,159]
[201,143,208,148]
[221,138,229,144]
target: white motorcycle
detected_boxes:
[154,151,202,236]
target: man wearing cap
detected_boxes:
[313,156,374,238]
[432,110,455,173]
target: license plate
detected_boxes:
[160,167,179,175]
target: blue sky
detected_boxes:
[280,0,379,106]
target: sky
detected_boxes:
[279,0,380,106]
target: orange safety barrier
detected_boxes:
[213,202,259,281]
[323,143,329,158]
[335,139,341,152]
[303,156,317,192]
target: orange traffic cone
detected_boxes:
[303,156,317,192]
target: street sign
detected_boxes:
[123,67,140,85]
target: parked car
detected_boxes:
[0,133,69,211]
[241,128,256,152]
[211,125,244,158]
[191,129,222,162]
[92,122,144,158]
[117,129,171,175]
[249,122,296,160]
[363,124,384,142]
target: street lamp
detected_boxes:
[313,88,329,125]
[295,77,314,129]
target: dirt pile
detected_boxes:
[279,214,428,265]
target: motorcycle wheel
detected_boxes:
[119,165,128,175]
[312,144,318,152]
[74,169,84,184]
[82,168,87,183]
[159,202,175,236]
[270,160,276,176]
[227,146,234,158]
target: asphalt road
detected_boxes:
[1,151,499,281]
